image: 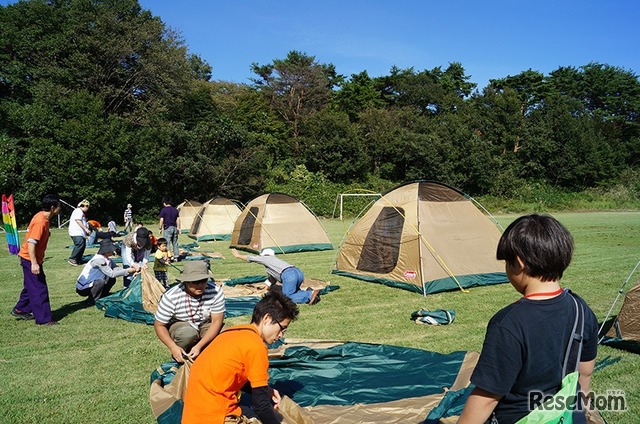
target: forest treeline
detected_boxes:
[1,0,639,224]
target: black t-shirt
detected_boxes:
[471,290,598,424]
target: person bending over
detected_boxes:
[231,248,320,305]
[182,289,299,424]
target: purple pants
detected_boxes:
[15,257,53,324]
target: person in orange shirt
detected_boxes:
[11,194,61,325]
[182,290,299,424]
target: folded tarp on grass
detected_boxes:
[95,269,166,325]
[150,339,478,424]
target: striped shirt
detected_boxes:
[155,281,225,330]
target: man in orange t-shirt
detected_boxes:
[182,290,299,424]
[12,194,61,325]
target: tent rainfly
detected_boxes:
[176,200,202,234]
[188,198,242,242]
[230,193,333,254]
[602,278,640,353]
[332,181,508,295]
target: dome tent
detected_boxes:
[189,197,241,242]
[230,193,333,254]
[332,181,508,295]
[176,200,202,234]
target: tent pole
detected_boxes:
[415,193,426,297]
[598,258,640,342]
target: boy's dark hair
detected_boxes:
[251,290,299,325]
[157,237,167,246]
[163,196,173,205]
[42,194,60,211]
[497,214,573,282]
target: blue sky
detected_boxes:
[3,0,639,89]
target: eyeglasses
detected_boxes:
[273,319,287,335]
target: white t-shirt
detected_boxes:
[68,208,87,237]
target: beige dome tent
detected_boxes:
[188,197,242,242]
[333,181,508,295]
[176,200,202,234]
[230,193,333,254]
[604,279,640,344]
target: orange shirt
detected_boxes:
[182,324,270,424]
[87,220,101,229]
[18,211,51,264]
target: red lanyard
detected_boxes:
[523,288,563,299]
[186,293,203,324]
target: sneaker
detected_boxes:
[11,308,34,320]
[308,289,321,305]
[37,321,59,326]
[67,259,78,266]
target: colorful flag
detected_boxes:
[2,194,20,255]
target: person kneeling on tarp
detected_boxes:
[182,290,299,424]
[75,239,139,305]
[154,260,225,363]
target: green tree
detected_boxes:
[332,70,383,122]
[251,50,343,155]
[378,63,475,114]
[299,110,369,183]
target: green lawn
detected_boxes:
[0,212,638,423]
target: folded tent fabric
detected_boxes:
[149,340,480,424]
[411,309,456,325]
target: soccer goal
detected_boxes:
[332,192,381,220]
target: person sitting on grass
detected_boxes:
[231,248,320,305]
[458,214,598,424]
[153,237,174,289]
[75,239,140,305]
[182,289,299,424]
[154,260,225,363]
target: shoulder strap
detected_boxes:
[562,290,585,377]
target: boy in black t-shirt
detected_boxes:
[458,214,598,424]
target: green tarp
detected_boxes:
[150,341,475,423]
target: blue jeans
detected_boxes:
[88,230,111,246]
[164,226,179,257]
[69,235,86,263]
[280,267,311,304]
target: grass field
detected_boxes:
[0,212,638,423]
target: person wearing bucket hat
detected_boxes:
[231,248,320,305]
[120,226,152,287]
[67,199,91,266]
[75,239,140,305]
[154,260,225,363]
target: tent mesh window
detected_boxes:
[357,207,404,273]
[268,193,297,204]
[238,207,259,245]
